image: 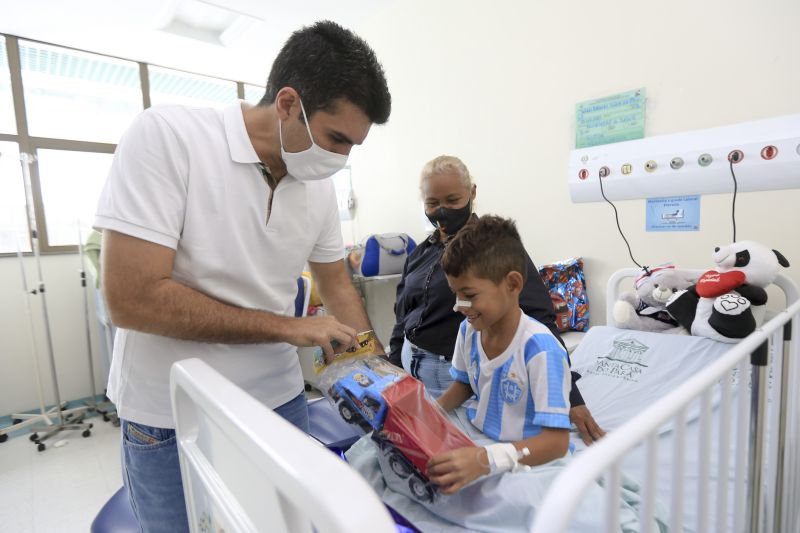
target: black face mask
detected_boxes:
[426,200,472,235]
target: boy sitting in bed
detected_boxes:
[428,215,571,494]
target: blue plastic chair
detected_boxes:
[90,486,138,533]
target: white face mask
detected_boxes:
[279,97,348,181]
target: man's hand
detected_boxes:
[570,404,606,445]
[283,316,356,362]
[308,260,381,357]
[427,446,490,495]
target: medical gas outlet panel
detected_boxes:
[568,114,800,203]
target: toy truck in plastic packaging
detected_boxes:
[328,364,474,502]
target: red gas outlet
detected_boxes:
[760,145,778,160]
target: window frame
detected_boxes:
[1,32,260,256]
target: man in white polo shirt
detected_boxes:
[94,21,391,532]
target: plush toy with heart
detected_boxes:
[666,241,790,343]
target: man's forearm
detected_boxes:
[107,277,292,344]
[320,282,376,337]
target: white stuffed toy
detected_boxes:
[666,241,790,343]
[613,265,696,333]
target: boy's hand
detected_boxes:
[427,446,490,494]
[570,404,606,445]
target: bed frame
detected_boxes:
[531,269,800,533]
[170,358,397,533]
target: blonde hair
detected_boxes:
[419,155,473,194]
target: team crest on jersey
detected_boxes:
[500,371,523,405]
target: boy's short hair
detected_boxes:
[260,20,391,124]
[441,215,528,284]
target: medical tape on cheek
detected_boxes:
[484,443,531,474]
[453,299,472,312]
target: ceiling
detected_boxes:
[0,0,391,84]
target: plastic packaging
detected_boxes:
[539,257,590,331]
[318,353,474,502]
[312,330,381,375]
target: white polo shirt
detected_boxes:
[94,102,344,428]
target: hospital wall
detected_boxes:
[348,0,800,317]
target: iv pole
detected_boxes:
[0,151,56,444]
[14,152,92,451]
[76,222,115,423]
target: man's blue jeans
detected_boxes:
[121,392,309,533]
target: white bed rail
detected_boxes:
[170,358,396,533]
[534,270,800,533]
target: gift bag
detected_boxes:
[348,233,416,277]
[539,257,590,331]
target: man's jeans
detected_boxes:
[121,392,309,533]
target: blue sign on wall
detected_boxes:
[646,195,700,232]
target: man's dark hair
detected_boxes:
[441,215,528,284]
[260,20,391,124]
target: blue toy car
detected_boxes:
[328,368,398,432]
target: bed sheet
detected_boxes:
[569,326,782,532]
[346,405,667,533]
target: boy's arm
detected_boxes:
[437,381,473,411]
[427,428,568,494]
[513,427,569,466]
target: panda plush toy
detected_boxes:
[666,241,790,343]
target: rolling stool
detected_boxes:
[90,486,138,533]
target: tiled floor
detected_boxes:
[0,416,122,532]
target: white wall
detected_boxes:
[348,0,800,321]
[2,0,799,415]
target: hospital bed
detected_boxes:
[530,268,800,533]
[339,268,799,532]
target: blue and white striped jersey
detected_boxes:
[449,313,571,441]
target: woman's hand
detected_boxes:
[426,446,490,495]
[570,404,606,445]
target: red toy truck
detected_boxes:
[330,368,474,501]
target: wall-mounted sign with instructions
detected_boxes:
[646,195,700,232]
[576,88,646,149]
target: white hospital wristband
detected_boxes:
[484,443,531,474]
